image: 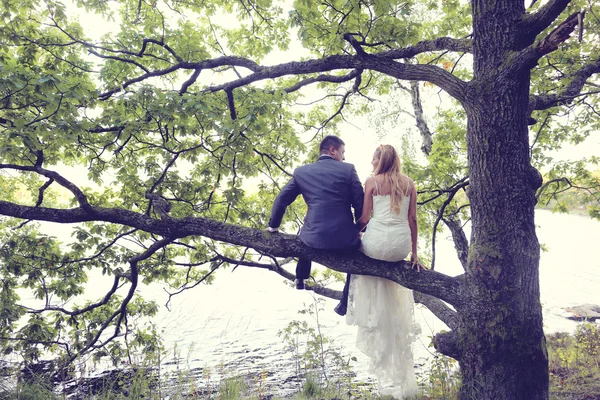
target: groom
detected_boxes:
[267,135,364,316]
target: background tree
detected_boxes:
[1,0,599,399]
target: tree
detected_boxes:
[1,0,599,399]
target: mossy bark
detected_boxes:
[454,1,549,397]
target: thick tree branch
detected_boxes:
[220,252,460,328]
[92,43,469,103]
[180,69,201,95]
[413,292,459,330]
[206,55,468,104]
[433,330,460,359]
[522,0,574,40]
[0,201,464,306]
[380,37,472,58]
[529,58,600,111]
[504,11,581,78]
[343,33,368,57]
[226,89,237,120]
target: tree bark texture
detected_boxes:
[454,1,548,398]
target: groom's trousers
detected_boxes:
[296,243,359,308]
[297,257,351,304]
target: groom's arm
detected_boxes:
[349,165,364,225]
[268,176,301,230]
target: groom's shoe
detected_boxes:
[295,279,305,290]
[334,302,347,316]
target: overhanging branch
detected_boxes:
[529,58,600,111]
[221,253,460,328]
[90,42,468,103]
[380,37,472,58]
[502,11,581,78]
[522,0,574,40]
[0,201,464,307]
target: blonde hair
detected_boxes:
[374,144,407,213]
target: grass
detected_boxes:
[548,322,600,400]
[2,322,599,399]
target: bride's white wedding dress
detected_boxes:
[346,185,419,399]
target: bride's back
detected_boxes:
[372,173,411,221]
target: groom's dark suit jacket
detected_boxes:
[269,155,364,250]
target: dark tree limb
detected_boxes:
[180,69,201,95]
[226,89,237,120]
[0,200,464,306]
[535,11,581,55]
[522,0,575,41]
[90,43,470,103]
[529,58,600,111]
[502,12,581,78]
[207,55,469,105]
[380,37,472,58]
[343,33,368,57]
[431,179,470,270]
[220,252,460,329]
[413,292,459,330]
[35,179,54,207]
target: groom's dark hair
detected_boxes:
[319,135,345,154]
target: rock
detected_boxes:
[565,304,600,321]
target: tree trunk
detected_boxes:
[455,1,548,398]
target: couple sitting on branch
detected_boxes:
[267,135,423,399]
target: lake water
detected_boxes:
[108,210,600,396]
[13,210,600,397]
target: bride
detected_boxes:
[346,144,421,399]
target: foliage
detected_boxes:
[0,377,58,400]
[416,346,460,399]
[277,295,370,398]
[537,169,600,215]
[548,323,600,399]
[0,0,600,397]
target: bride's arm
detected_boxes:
[356,177,375,231]
[408,178,419,262]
